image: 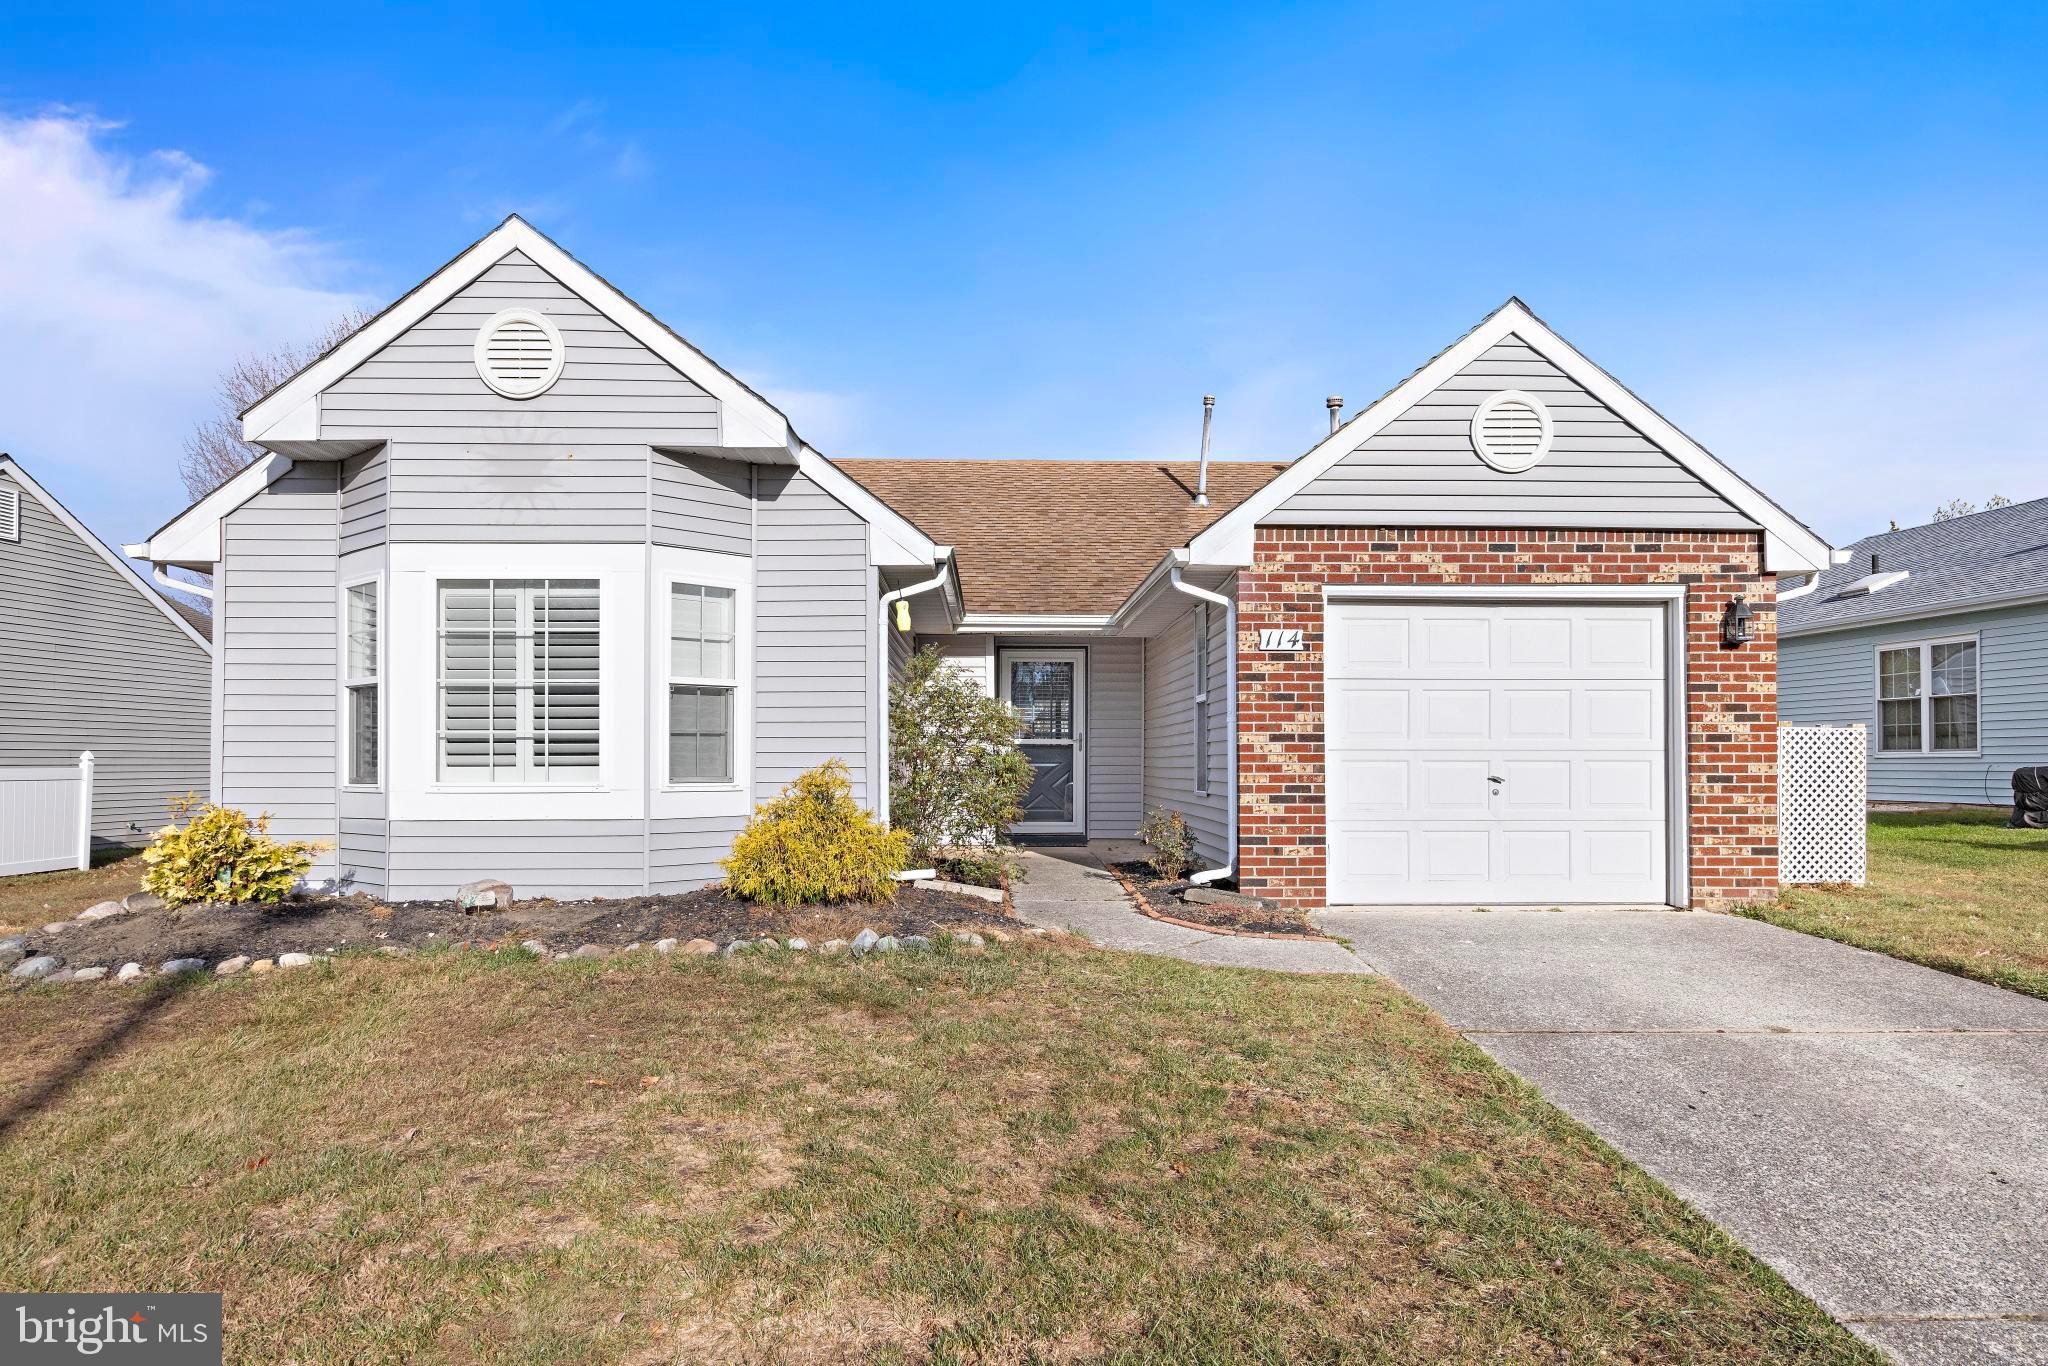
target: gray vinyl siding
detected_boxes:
[1272,336,1757,530]
[320,248,719,544]
[755,467,872,805]
[650,816,746,893]
[0,467,211,845]
[1781,602,2048,805]
[385,820,645,901]
[1142,603,1231,864]
[339,443,388,555]
[218,463,339,872]
[653,452,752,557]
[1000,637,1144,839]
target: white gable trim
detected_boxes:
[1,458,213,653]
[123,452,295,570]
[794,444,940,567]
[1187,300,1832,574]
[240,215,794,457]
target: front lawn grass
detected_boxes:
[0,850,145,936]
[0,940,1869,1362]
[1745,809,2048,1000]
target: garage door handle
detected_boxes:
[1488,775,1505,784]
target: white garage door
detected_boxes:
[1326,600,1672,905]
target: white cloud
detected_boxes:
[0,111,371,541]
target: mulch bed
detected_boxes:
[11,884,1018,975]
[1106,862,1331,940]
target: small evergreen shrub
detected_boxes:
[142,796,330,909]
[937,846,1017,889]
[889,646,1033,866]
[1137,807,1195,881]
[723,760,910,905]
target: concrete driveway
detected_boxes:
[1318,908,2048,1366]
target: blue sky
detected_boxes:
[2,2,2045,549]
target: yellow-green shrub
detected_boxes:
[722,760,909,905]
[142,797,330,909]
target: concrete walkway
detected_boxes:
[1319,907,2048,1366]
[1009,846,1368,975]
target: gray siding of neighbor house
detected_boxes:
[1272,336,1757,530]
[1142,601,1231,865]
[218,462,339,874]
[0,467,212,844]
[756,466,873,806]
[1780,602,2048,805]
[999,637,1145,840]
[320,248,719,544]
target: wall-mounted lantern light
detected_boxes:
[1721,595,1754,647]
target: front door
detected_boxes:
[999,649,1086,836]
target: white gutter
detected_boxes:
[150,562,213,603]
[1776,572,1821,603]
[1168,555,1236,886]
[877,550,954,823]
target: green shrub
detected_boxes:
[889,645,1034,866]
[723,760,910,905]
[142,797,330,909]
[937,846,1017,889]
[1137,807,1194,881]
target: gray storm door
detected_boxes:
[999,649,1086,835]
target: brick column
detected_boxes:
[1234,528,1777,910]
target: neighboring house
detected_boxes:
[127,216,1831,910]
[0,455,214,852]
[1780,498,2048,805]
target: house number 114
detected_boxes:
[1256,628,1304,652]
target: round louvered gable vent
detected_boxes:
[1470,390,1554,473]
[473,308,566,398]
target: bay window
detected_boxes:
[1876,637,1979,754]
[438,578,600,783]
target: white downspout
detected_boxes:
[1169,559,1236,886]
[152,562,213,602]
[878,550,953,824]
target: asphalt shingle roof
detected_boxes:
[838,459,1287,616]
[1780,495,2048,635]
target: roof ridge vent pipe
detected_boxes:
[1327,395,1343,435]
[1194,395,1215,507]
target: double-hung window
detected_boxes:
[1193,604,1211,795]
[668,582,737,785]
[1876,637,1979,754]
[438,579,600,783]
[344,582,380,786]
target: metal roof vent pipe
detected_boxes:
[1194,394,1215,507]
[1327,395,1344,435]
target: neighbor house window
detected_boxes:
[438,579,599,783]
[668,582,736,784]
[1876,637,1979,754]
[344,581,380,786]
[1193,603,1211,795]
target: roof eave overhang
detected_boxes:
[1184,299,1834,576]
[123,452,295,570]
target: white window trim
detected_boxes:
[1873,633,1982,758]
[339,573,384,791]
[387,544,645,823]
[661,560,751,794]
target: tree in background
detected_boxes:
[1932,495,2013,522]
[177,310,371,501]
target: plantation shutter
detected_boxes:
[438,579,598,783]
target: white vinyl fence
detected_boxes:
[1779,724,1867,886]
[0,751,94,877]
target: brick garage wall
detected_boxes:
[1236,528,1777,910]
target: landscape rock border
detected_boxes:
[1104,865,1339,943]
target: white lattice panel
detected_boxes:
[1779,724,1868,885]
